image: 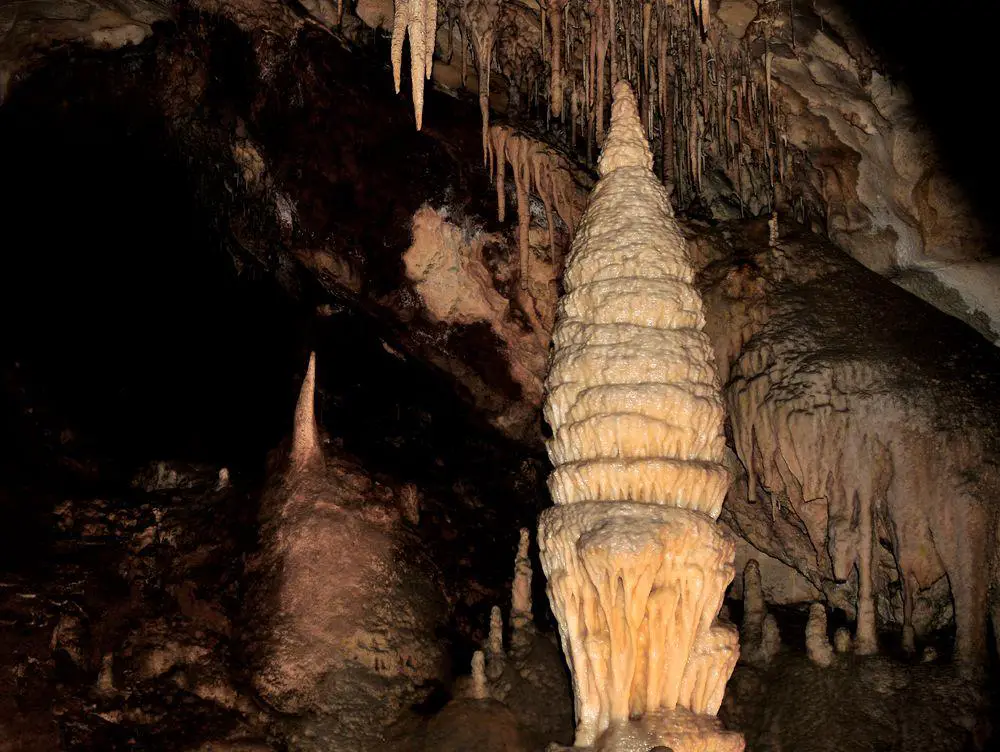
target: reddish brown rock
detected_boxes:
[244,354,449,750]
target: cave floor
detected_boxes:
[1,469,996,751]
[724,649,995,752]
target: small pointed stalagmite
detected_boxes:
[510,527,535,655]
[806,603,834,667]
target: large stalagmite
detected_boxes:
[537,82,743,751]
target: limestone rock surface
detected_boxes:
[693,219,1000,669]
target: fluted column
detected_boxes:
[537,82,744,752]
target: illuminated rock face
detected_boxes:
[537,82,743,752]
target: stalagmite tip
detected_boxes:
[290,351,322,471]
[597,81,655,177]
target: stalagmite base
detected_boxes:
[537,83,743,751]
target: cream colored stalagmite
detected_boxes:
[537,82,743,752]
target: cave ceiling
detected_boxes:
[2,0,998,345]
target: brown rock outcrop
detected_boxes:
[244,354,449,750]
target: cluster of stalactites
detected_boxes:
[501,0,790,217]
[537,82,741,751]
[565,0,786,214]
[487,124,581,281]
[390,0,792,222]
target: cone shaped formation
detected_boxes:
[390,0,436,130]
[537,83,743,752]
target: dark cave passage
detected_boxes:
[0,42,553,723]
[0,73,303,479]
[0,43,545,502]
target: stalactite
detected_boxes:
[586,7,597,158]
[390,0,436,130]
[609,0,617,83]
[642,0,652,115]
[544,0,569,118]
[593,0,610,144]
[460,0,501,165]
[490,125,511,222]
[511,137,535,287]
[657,13,671,188]
[533,154,557,258]
[424,0,437,79]
[565,6,573,124]
[461,30,468,87]
[571,85,580,148]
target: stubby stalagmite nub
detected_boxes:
[537,82,744,752]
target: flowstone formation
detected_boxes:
[537,82,742,752]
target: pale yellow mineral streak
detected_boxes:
[537,83,741,750]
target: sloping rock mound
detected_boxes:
[244,356,449,751]
[691,219,1000,669]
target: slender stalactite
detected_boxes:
[544,0,569,118]
[460,0,502,163]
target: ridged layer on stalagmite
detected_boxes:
[543,80,729,520]
[537,81,742,751]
